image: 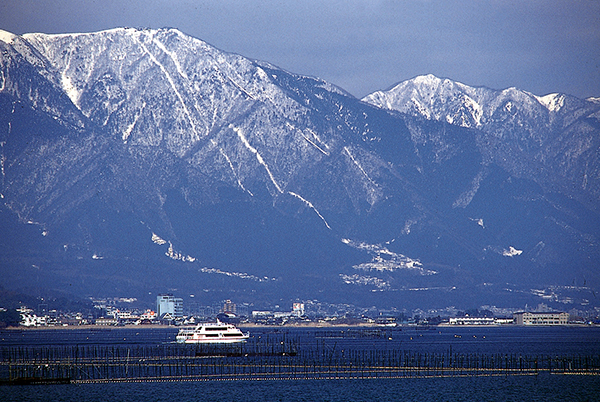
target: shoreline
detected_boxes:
[2,322,386,331]
[3,323,597,331]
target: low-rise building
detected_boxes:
[513,311,568,325]
[446,316,514,325]
[448,317,495,325]
[140,309,157,320]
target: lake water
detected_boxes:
[2,326,600,401]
[3,375,600,402]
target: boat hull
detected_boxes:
[177,336,249,344]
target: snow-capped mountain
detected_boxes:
[1,29,598,309]
[363,74,600,201]
[363,74,598,130]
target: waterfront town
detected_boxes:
[1,293,599,329]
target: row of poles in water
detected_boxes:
[2,334,599,383]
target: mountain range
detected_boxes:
[1,28,599,310]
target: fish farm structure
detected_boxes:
[1,328,599,384]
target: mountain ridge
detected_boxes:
[1,28,598,310]
[363,74,600,206]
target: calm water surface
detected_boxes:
[2,325,600,354]
[3,376,600,402]
[1,326,599,401]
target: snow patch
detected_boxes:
[342,238,435,275]
[61,69,81,109]
[469,218,485,228]
[305,128,330,151]
[122,101,146,141]
[230,124,283,193]
[151,233,167,245]
[535,93,565,112]
[286,123,329,155]
[152,37,189,80]
[288,191,331,229]
[198,267,274,282]
[340,274,390,289]
[344,146,376,186]
[503,246,523,257]
[137,35,198,137]
[453,170,485,208]
[0,30,17,44]
[219,148,253,196]
[407,286,456,292]
[402,219,417,235]
[463,95,483,126]
[0,153,5,181]
[166,241,196,262]
[300,130,329,155]
[149,231,271,282]
[409,97,431,119]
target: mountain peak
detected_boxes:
[389,74,474,93]
[2,28,599,310]
[16,27,286,155]
[363,74,485,126]
[0,29,18,44]
[410,73,444,85]
[363,73,600,208]
[363,74,598,127]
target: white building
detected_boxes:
[513,312,568,325]
[293,303,305,317]
[157,294,183,318]
[446,317,514,325]
[17,306,46,327]
[448,317,495,325]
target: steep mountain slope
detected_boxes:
[1,30,598,309]
[363,74,600,205]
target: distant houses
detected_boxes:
[1,293,590,328]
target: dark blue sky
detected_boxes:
[2,0,599,99]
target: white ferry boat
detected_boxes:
[176,321,249,344]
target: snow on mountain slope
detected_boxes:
[1,30,599,309]
[1,29,421,285]
[16,28,394,213]
[363,74,599,130]
[0,30,87,129]
[363,74,600,200]
[364,74,490,128]
[22,28,303,154]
